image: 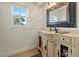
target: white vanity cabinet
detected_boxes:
[38,30,79,57]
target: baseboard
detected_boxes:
[0,44,37,57]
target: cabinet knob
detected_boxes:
[63,38,64,40]
[45,45,47,50]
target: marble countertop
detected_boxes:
[39,29,79,38]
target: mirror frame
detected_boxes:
[46,2,77,28]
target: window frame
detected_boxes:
[11,6,29,27]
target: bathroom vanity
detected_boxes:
[38,30,79,57]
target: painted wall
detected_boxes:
[77,3,79,28]
[0,2,43,56]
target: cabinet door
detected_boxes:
[41,36,48,57]
[48,41,54,57]
[48,40,58,57]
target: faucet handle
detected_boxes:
[49,26,52,31]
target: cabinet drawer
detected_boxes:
[43,34,54,38]
[58,35,72,45]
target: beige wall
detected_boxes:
[0,2,43,56]
[77,3,79,28]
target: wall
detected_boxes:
[77,3,79,28]
[0,2,43,56]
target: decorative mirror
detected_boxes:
[47,2,76,28]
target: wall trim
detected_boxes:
[0,44,37,57]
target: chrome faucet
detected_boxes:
[54,24,58,33]
[49,26,52,32]
[49,24,58,33]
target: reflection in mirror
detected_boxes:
[49,3,67,25]
[47,2,76,28]
[49,4,67,25]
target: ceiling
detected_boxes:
[12,2,67,9]
[32,2,47,7]
[32,2,67,8]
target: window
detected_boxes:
[12,6,28,26]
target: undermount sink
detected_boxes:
[57,31,69,34]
